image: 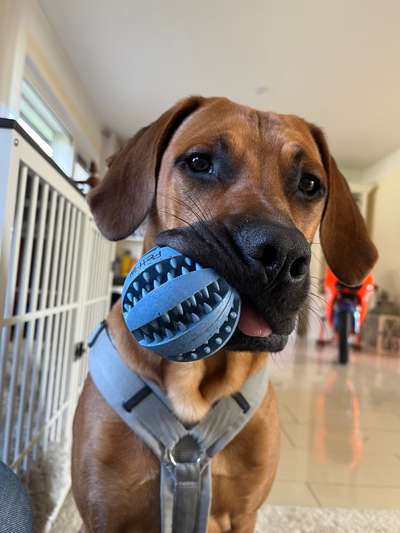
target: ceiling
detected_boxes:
[40,0,400,168]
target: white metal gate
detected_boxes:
[0,122,114,529]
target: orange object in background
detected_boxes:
[324,268,375,328]
[120,249,135,277]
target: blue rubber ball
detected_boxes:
[122,246,241,362]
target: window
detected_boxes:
[18,80,74,175]
[73,155,90,194]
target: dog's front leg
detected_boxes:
[230,511,258,533]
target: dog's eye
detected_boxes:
[298,174,321,197]
[187,153,213,174]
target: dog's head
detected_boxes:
[89,96,377,353]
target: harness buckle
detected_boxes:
[167,435,204,466]
[167,447,203,466]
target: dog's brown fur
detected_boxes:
[72,97,377,532]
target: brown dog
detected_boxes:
[72,96,377,532]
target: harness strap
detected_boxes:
[88,322,269,533]
[162,460,210,533]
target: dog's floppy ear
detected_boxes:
[88,96,205,240]
[311,126,378,286]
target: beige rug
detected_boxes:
[51,492,400,532]
[256,504,400,533]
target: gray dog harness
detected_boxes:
[88,322,269,533]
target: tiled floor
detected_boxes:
[52,336,400,532]
[268,336,400,509]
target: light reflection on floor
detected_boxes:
[268,335,400,509]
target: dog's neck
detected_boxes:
[107,302,267,425]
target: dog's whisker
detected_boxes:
[156,193,204,225]
[310,280,324,295]
[311,250,324,267]
[185,190,214,223]
[309,291,327,304]
[158,210,220,256]
[157,209,194,229]
[309,280,324,293]
[303,303,324,324]
[158,191,209,226]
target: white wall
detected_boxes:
[0,0,103,162]
[362,148,400,303]
[100,130,122,175]
[341,158,400,304]
[0,0,27,117]
[341,167,364,183]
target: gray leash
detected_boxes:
[88,322,269,533]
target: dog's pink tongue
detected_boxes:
[238,303,272,337]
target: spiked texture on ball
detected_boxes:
[121,246,241,362]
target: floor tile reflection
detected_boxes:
[270,337,400,509]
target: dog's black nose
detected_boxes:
[235,221,311,283]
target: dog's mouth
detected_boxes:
[156,218,310,353]
[228,301,290,353]
[227,300,290,353]
[238,301,273,338]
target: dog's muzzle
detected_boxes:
[157,215,311,352]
